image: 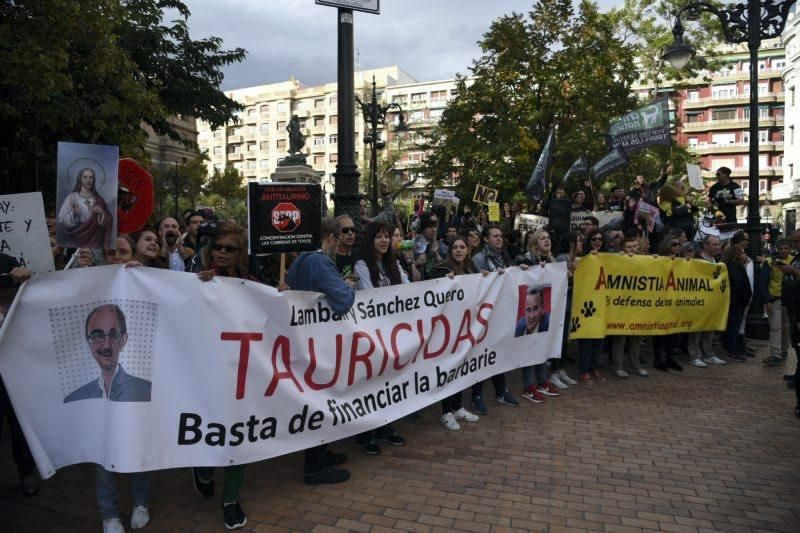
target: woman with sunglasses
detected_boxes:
[191,222,255,530]
[577,230,606,384]
[352,222,408,454]
[432,236,483,430]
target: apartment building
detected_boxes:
[636,39,786,215]
[196,66,416,186]
[142,115,199,171]
[776,5,800,231]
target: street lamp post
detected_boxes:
[662,0,796,259]
[356,76,407,216]
[333,8,361,224]
[663,0,796,336]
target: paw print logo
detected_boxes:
[720,278,727,293]
[713,266,722,279]
[580,301,597,318]
[570,316,581,333]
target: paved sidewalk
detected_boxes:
[2,342,799,532]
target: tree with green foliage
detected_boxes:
[0,0,245,197]
[610,0,726,92]
[203,165,247,202]
[422,0,643,204]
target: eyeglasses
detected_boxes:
[212,244,240,253]
[591,237,603,242]
[340,227,356,234]
[87,331,122,344]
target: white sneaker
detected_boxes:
[453,407,479,422]
[703,356,726,365]
[558,370,578,385]
[636,368,649,377]
[614,369,629,378]
[130,506,149,530]
[691,358,708,368]
[440,412,461,431]
[103,518,125,533]
[548,374,568,389]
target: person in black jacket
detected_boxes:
[722,244,752,362]
[0,253,38,496]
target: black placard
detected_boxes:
[248,183,321,255]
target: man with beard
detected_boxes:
[286,217,356,485]
[334,214,358,280]
[158,217,194,271]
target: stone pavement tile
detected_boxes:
[1,344,799,532]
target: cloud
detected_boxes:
[183,0,623,89]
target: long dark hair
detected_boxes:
[72,167,97,194]
[439,236,475,276]
[129,227,166,268]
[360,222,402,286]
[583,229,605,255]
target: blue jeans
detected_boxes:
[522,363,548,389]
[96,465,149,519]
[578,339,602,375]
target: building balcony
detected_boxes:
[682,117,779,132]
[228,153,243,161]
[312,126,326,135]
[683,92,784,109]
[244,115,257,125]
[311,106,326,116]
[689,141,785,154]
[770,181,795,201]
[243,134,256,142]
[228,135,243,144]
[711,166,784,178]
[311,144,326,154]
[245,152,257,160]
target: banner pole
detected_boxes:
[279,253,286,286]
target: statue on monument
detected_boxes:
[280,114,308,166]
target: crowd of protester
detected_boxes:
[1,169,799,532]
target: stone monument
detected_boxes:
[271,114,322,184]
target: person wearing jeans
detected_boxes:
[578,339,604,383]
[96,467,150,532]
[761,239,793,366]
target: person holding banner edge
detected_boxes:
[352,221,409,453]
[190,222,258,530]
[285,216,355,486]
[431,236,484,431]
[471,225,524,411]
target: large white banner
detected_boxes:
[0,263,567,477]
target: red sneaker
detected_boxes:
[592,369,607,382]
[537,383,560,397]
[521,386,545,403]
[579,372,593,384]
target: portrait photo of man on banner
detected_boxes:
[56,142,119,249]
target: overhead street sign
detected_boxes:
[315,0,380,14]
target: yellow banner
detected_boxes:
[570,254,730,338]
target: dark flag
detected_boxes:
[564,155,588,183]
[607,97,671,153]
[590,147,629,180]
[526,128,555,202]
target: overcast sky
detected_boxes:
[183,0,621,90]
